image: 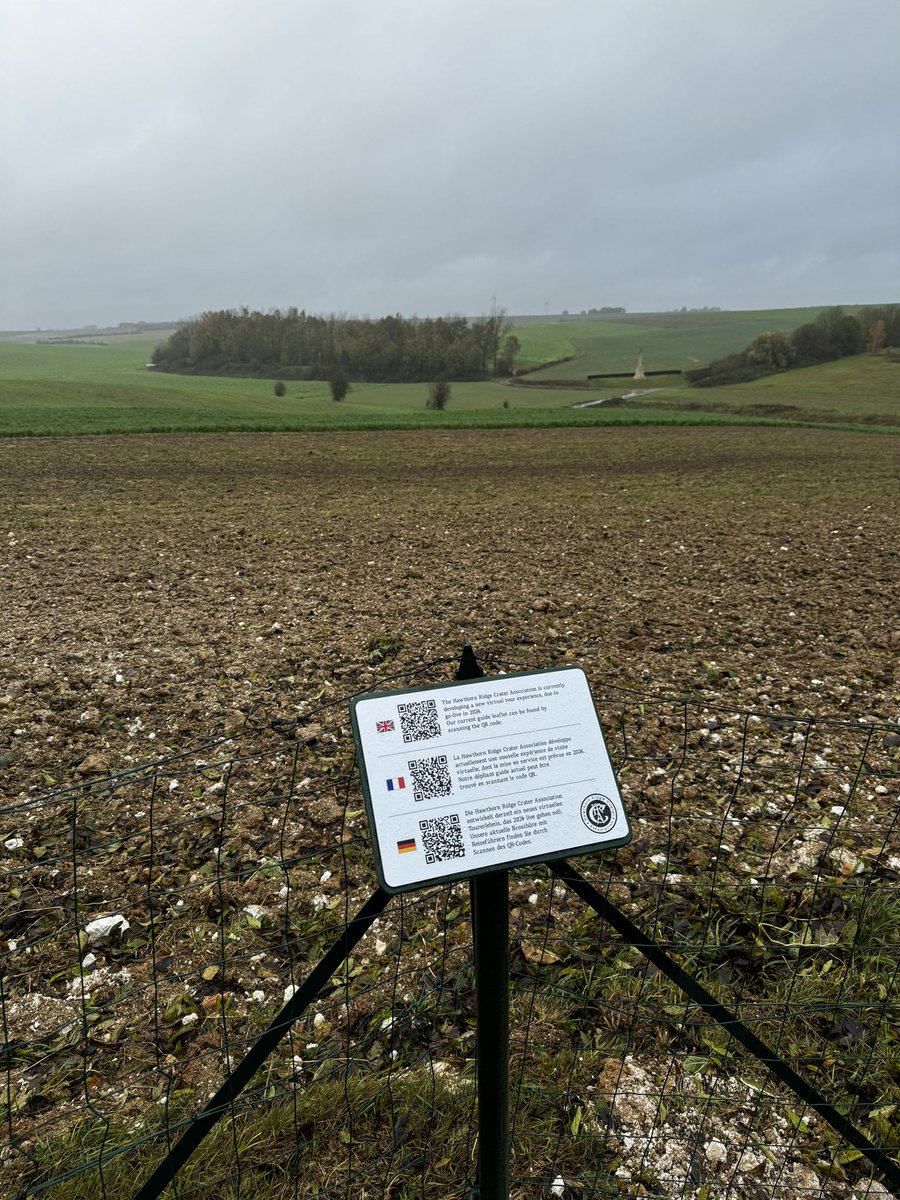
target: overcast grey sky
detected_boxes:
[2,0,898,328]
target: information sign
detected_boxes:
[351,666,630,893]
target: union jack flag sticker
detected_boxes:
[376,720,395,733]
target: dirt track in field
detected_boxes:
[1,426,897,797]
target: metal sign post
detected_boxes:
[454,648,509,1200]
[471,867,509,1200]
[351,647,631,1200]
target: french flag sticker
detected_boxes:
[386,776,405,792]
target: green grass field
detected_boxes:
[514,307,829,378]
[634,354,900,422]
[0,338,695,435]
[511,323,577,369]
[0,321,896,437]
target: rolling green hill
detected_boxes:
[0,321,895,437]
[0,336,735,435]
[513,307,832,378]
[635,353,900,422]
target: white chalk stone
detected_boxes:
[705,1139,727,1166]
[84,914,130,942]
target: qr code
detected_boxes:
[408,755,452,803]
[398,699,442,744]
[419,813,465,864]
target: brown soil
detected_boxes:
[1,427,896,795]
[0,427,897,1198]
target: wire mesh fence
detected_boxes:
[1,655,898,1200]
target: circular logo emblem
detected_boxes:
[580,793,618,835]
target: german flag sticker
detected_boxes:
[397,838,416,854]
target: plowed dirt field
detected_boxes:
[1,427,897,794]
[1,426,899,1199]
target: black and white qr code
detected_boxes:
[408,755,452,803]
[397,698,442,744]
[419,813,465,864]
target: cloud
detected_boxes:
[2,0,898,326]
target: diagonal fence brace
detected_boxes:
[132,886,392,1200]
[550,859,900,1197]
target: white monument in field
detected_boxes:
[633,350,645,380]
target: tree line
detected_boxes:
[151,307,521,382]
[684,305,900,387]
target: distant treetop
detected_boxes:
[150,307,515,383]
[684,305,899,387]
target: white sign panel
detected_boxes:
[351,667,630,893]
